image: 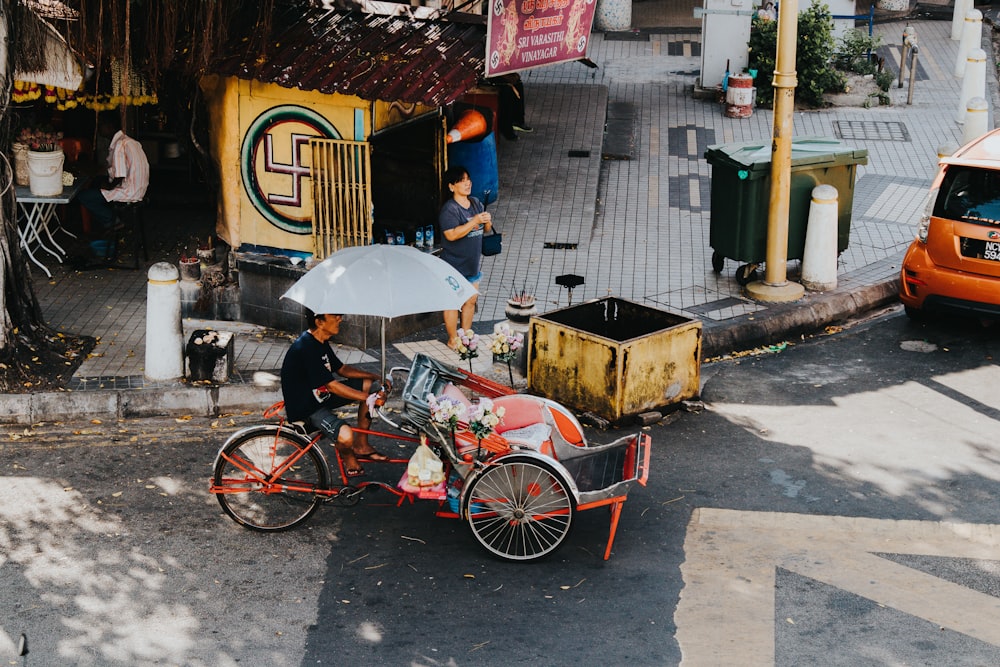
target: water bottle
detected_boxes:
[415,226,424,248]
[395,231,405,246]
[424,225,434,248]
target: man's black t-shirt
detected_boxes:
[280,331,344,421]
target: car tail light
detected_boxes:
[903,270,925,297]
[916,188,937,243]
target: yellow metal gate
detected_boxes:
[309,138,373,259]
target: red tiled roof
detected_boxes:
[213,4,487,107]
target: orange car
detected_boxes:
[900,130,1000,319]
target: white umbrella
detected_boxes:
[281,244,477,378]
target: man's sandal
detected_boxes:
[345,467,366,478]
[356,450,390,463]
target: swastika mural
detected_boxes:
[241,105,341,234]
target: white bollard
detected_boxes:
[952,0,973,40]
[957,48,987,123]
[954,9,982,78]
[938,143,959,159]
[801,184,839,292]
[145,261,184,381]
[962,97,989,146]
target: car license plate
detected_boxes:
[960,238,1000,261]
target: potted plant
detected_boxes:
[18,126,65,196]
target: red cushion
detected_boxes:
[492,395,545,432]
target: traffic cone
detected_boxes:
[446,109,487,144]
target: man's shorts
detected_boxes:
[307,378,365,442]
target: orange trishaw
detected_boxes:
[210,353,650,561]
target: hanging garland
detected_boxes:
[12,57,158,111]
[12,80,82,110]
[81,57,158,110]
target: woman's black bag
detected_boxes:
[482,226,502,256]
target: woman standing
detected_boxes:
[439,165,492,349]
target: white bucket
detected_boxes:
[12,143,29,186]
[27,149,65,196]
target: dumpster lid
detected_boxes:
[704,136,868,171]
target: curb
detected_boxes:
[0,382,282,424]
[701,278,901,358]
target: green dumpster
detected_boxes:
[703,136,868,283]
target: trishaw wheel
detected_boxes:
[213,426,329,531]
[463,456,575,561]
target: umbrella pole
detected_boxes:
[380,318,387,382]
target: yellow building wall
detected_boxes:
[199,76,372,255]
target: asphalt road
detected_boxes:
[2,307,998,666]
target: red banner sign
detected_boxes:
[485,0,597,77]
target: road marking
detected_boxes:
[675,509,1000,666]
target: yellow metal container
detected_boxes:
[528,298,702,422]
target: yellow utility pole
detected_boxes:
[745,0,805,303]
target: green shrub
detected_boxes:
[874,69,894,92]
[748,1,846,108]
[834,28,885,75]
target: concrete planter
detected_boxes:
[528,297,702,423]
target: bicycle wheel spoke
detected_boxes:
[213,428,328,531]
[466,458,574,561]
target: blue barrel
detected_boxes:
[447,132,499,205]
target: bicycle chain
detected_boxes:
[325,485,364,506]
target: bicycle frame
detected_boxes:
[214,429,324,496]
[211,399,434,504]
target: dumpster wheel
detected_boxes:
[735,263,759,286]
[711,251,725,274]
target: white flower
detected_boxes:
[490,325,523,362]
[427,393,466,428]
[467,398,504,439]
[455,328,480,360]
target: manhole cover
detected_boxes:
[833,120,910,142]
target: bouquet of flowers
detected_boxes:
[491,323,524,385]
[490,324,523,363]
[17,126,63,152]
[455,328,479,370]
[427,393,467,431]
[467,397,506,441]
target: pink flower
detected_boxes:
[18,126,63,152]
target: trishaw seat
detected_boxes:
[493,395,546,431]
[501,422,555,457]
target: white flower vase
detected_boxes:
[27,148,65,196]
